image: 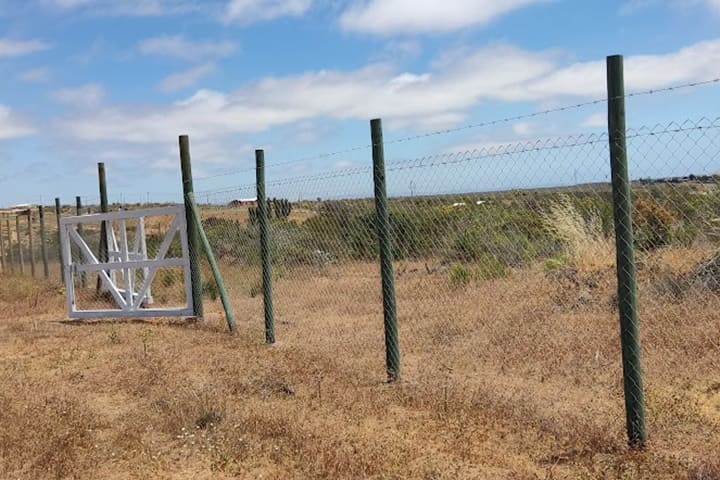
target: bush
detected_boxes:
[633,197,678,250]
[450,218,544,267]
[543,254,568,272]
[449,263,473,288]
[202,279,219,301]
[475,253,508,279]
[202,216,259,264]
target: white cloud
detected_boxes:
[0,38,50,57]
[619,0,659,15]
[225,0,312,24]
[334,160,353,170]
[53,39,720,167]
[340,0,547,34]
[158,63,216,92]
[18,67,51,83]
[52,83,105,108]
[581,113,606,128]
[706,0,720,11]
[139,35,237,61]
[492,39,720,102]
[512,121,535,136]
[621,0,720,14]
[374,40,422,62]
[40,0,201,15]
[38,0,314,22]
[0,105,36,140]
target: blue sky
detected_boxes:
[1,0,719,205]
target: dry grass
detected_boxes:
[542,195,615,272]
[0,243,719,479]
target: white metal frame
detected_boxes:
[60,205,194,319]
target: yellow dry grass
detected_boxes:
[0,244,719,479]
[541,195,615,272]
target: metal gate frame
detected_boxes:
[60,205,194,319]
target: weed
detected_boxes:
[634,196,678,250]
[202,279,219,300]
[108,326,122,344]
[249,281,262,298]
[542,195,614,272]
[449,263,473,288]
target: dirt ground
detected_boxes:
[0,246,719,479]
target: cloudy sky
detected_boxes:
[0,0,719,204]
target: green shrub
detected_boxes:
[202,279,219,301]
[633,197,678,250]
[449,263,473,288]
[475,254,508,279]
[543,254,568,272]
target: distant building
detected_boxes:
[228,197,257,207]
[0,204,34,216]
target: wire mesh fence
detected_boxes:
[1,65,719,459]
[180,115,720,455]
[0,206,65,282]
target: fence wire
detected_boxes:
[2,115,719,458]
[0,207,64,282]
[183,116,720,456]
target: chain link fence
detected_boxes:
[0,204,65,283]
[1,66,719,460]
[182,115,720,456]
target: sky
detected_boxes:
[1,0,719,205]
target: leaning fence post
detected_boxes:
[55,198,63,284]
[370,118,401,382]
[39,206,49,278]
[186,192,237,332]
[607,54,646,448]
[179,135,204,318]
[256,149,275,344]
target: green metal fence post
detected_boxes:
[186,193,237,332]
[370,118,401,382]
[39,206,49,278]
[27,211,35,277]
[179,135,203,318]
[76,196,87,288]
[256,149,275,344]
[607,54,646,448]
[55,198,63,284]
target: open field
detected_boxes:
[1,236,719,478]
[1,183,720,478]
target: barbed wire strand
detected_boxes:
[192,117,719,197]
[193,76,720,182]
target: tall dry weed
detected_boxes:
[542,195,614,272]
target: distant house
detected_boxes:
[228,197,257,207]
